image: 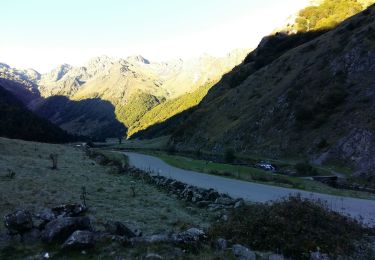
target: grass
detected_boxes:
[0,137,215,259]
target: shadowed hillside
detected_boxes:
[33,96,126,139]
[166,4,375,175]
[0,86,74,143]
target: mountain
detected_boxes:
[0,51,249,138]
[167,3,375,175]
[0,85,74,143]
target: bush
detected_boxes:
[295,162,317,176]
[224,148,236,163]
[209,195,367,258]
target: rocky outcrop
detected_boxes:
[41,216,91,243]
[61,230,95,250]
[4,210,33,234]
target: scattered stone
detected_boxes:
[215,197,235,206]
[41,216,91,243]
[173,228,205,244]
[269,254,284,260]
[216,238,228,251]
[143,253,163,259]
[131,234,172,245]
[52,203,87,218]
[232,244,256,260]
[22,228,41,243]
[103,221,136,238]
[4,210,33,234]
[61,230,95,250]
[36,208,56,222]
[234,199,245,209]
[310,251,330,260]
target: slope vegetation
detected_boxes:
[170,4,375,175]
[0,86,74,143]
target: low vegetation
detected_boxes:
[209,195,373,259]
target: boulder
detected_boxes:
[51,203,87,218]
[4,210,33,234]
[103,221,136,238]
[143,253,163,260]
[22,228,41,243]
[61,230,95,250]
[215,197,235,206]
[216,238,228,251]
[269,254,284,260]
[173,228,205,244]
[234,199,245,209]
[206,189,220,201]
[41,216,91,243]
[131,234,172,245]
[36,208,56,222]
[310,251,330,260]
[232,244,256,260]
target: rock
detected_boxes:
[216,238,228,251]
[41,216,91,243]
[215,197,235,206]
[103,221,136,238]
[232,244,256,260]
[0,232,21,244]
[143,253,163,259]
[196,201,211,208]
[131,234,172,245]
[269,254,284,260]
[234,199,245,209]
[173,228,205,244]
[206,189,220,201]
[4,210,33,234]
[36,208,56,222]
[61,230,95,250]
[310,251,330,260]
[22,228,41,243]
[52,203,87,218]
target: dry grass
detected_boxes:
[0,137,214,235]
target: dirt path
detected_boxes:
[125,152,375,227]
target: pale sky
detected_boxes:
[0,0,309,72]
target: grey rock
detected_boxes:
[36,208,56,222]
[269,254,284,260]
[310,251,330,260]
[61,230,95,250]
[234,199,245,209]
[173,228,205,244]
[143,253,163,259]
[22,228,41,243]
[196,201,211,208]
[41,216,91,243]
[131,234,172,245]
[232,244,256,260]
[4,210,33,234]
[103,221,136,238]
[52,203,87,218]
[216,238,228,251]
[215,197,235,206]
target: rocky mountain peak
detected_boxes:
[126,55,150,65]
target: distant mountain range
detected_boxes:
[0,50,249,138]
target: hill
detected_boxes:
[0,86,74,143]
[168,4,375,175]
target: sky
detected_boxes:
[0,0,309,72]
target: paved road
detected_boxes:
[125,152,375,227]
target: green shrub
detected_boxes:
[209,195,367,258]
[224,148,236,163]
[295,162,318,176]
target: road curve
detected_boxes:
[125,152,375,227]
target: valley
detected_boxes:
[2,0,375,259]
